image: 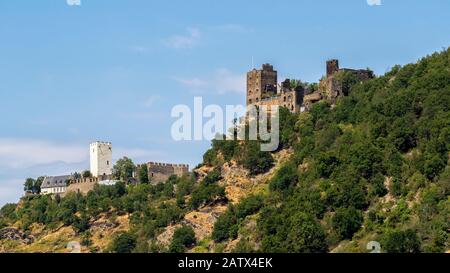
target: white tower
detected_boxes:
[90,141,113,178]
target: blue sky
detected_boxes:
[0,0,449,206]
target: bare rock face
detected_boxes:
[156,205,228,249]
[90,220,118,232]
[0,228,34,244]
[157,149,294,251]
[194,165,215,181]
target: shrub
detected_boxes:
[331,207,363,240]
[212,209,238,242]
[381,229,421,253]
[189,171,226,210]
[269,163,298,193]
[235,195,264,219]
[110,232,137,253]
[285,212,328,253]
[137,165,149,184]
[73,213,90,233]
[169,225,196,253]
[240,141,274,175]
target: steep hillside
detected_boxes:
[1,48,449,253]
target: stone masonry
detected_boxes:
[137,162,190,184]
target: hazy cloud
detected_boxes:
[165,28,201,49]
[367,0,382,6]
[130,45,150,53]
[143,95,161,108]
[208,24,249,33]
[0,139,87,169]
[214,68,246,94]
[174,68,245,94]
[173,77,208,89]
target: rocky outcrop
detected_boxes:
[0,228,34,244]
[157,148,294,251]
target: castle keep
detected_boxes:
[247,59,374,112]
[90,141,112,178]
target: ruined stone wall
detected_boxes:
[319,67,374,105]
[279,87,304,113]
[144,162,190,184]
[340,68,374,82]
[319,76,342,103]
[327,59,339,77]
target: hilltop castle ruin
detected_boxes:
[246,59,374,112]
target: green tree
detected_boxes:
[72,172,82,179]
[382,229,421,253]
[23,178,36,193]
[23,177,43,194]
[137,165,149,184]
[285,212,328,253]
[240,141,274,175]
[169,225,196,253]
[212,208,238,242]
[0,203,18,223]
[73,212,90,233]
[331,207,363,240]
[110,232,137,253]
[269,163,298,193]
[82,170,93,178]
[113,157,136,181]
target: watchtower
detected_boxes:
[247,63,278,106]
[326,59,340,77]
[90,141,113,178]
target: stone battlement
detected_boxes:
[90,141,112,146]
[68,174,112,185]
[146,162,189,168]
[70,177,99,184]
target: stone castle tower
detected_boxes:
[90,141,113,178]
[246,64,277,105]
[326,59,339,77]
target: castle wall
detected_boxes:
[139,162,190,184]
[278,86,304,113]
[65,178,99,196]
[319,76,342,103]
[340,68,374,82]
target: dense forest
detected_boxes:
[0,48,449,253]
